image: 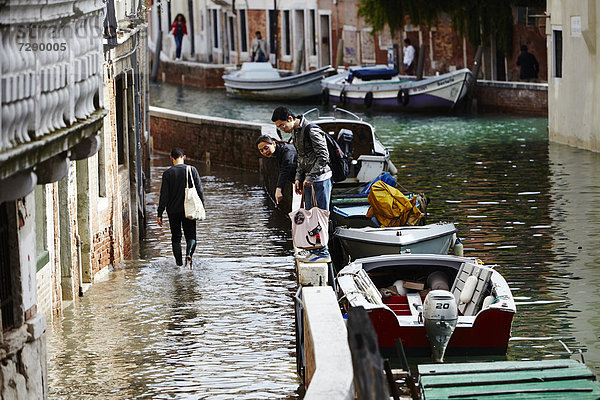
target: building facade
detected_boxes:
[547,0,599,152]
[150,0,546,83]
[0,0,149,398]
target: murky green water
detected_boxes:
[46,83,600,398]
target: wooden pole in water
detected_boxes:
[347,306,389,400]
[335,38,344,69]
[466,45,483,114]
[416,44,426,80]
[151,31,162,83]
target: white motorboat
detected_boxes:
[336,253,516,359]
[334,222,457,261]
[321,65,473,111]
[223,62,335,100]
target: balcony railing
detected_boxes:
[0,1,104,155]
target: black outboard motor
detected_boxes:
[337,128,354,157]
[337,128,355,176]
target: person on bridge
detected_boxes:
[271,106,332,263]
[256,134,297,204]
[157,148,205,267]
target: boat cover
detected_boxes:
[366,181,424,227]
[348,67,398,82]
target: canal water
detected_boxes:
[46,83,600,398]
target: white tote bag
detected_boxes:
[289,189,330,249]
[184,166,206,220]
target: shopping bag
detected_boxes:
[184,166,206,220]
[288,189,330,249]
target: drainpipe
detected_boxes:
[76,233,84,297]
[151,4,163,82]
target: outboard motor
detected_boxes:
[337,129,354,157]
[338,128,354,175]
[423,290,458,362]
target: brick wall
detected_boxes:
[150,107,274,171]
[36,264,52,317]
[156,58,231,88]
[475,81,548,116]
[92,225,114,275]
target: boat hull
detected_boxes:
[323,68,472,111]
[335,224,457,260]
[336,254,516,358]
[224,65,334,100]
[371,307,515,358]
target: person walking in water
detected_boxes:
[271,106,332,263]
[170,13,187,60]
[157,148,205,267]
[256,135,298,205]
[251,31,269,62]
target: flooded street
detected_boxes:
[47,159,301,399]
[46,83,600,398]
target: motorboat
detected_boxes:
[223,62,335,100]
[262,107,398,214]
[334,222,457,261]
[336,254,516,360]
[306,107,398,184]
[321,65,473,111]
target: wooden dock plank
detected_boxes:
[422,379,600,400]
[420,359,600,400]
[421,366,594,387]
[418,359,579,375]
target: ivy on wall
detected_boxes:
[357,0,545,56]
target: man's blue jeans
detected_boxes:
[303,178,332,212]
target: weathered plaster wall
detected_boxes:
[547,0,600,152]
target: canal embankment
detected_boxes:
[150,106,275,168]
[154,60,548,116]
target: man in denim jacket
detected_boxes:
[271,106,332,263]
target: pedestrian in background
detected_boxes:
[271,106,332,263]
[256,135,297,204]
[403,38,416,75]
[251,31,269,62]
[170,13,187,60]
[516,44,539,82]
[157,148,205,267]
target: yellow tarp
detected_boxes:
[366,181,424,227]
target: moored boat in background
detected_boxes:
[321,65,473,111]
[223,62,335,100]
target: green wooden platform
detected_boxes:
[418,359,600,399]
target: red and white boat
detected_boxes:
[336,254,516,360]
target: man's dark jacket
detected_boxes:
[274,142,298,190]
[158,164,205,217]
